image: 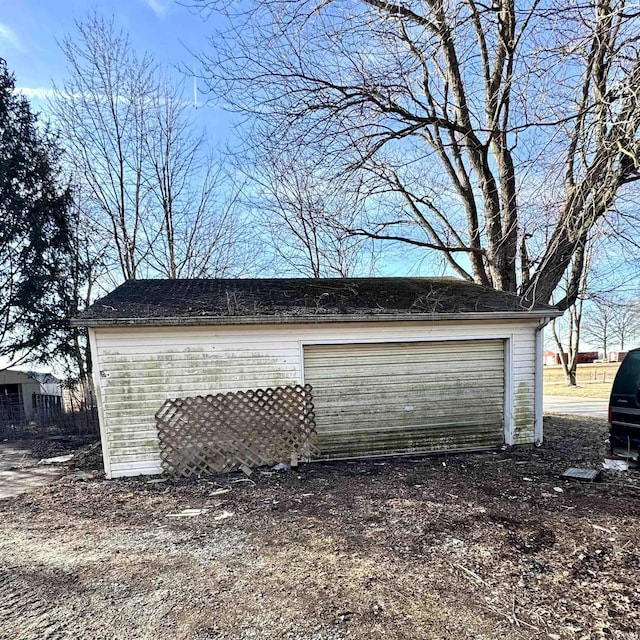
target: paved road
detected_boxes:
[543,396,608,419]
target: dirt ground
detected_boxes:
[1,417,639,640]
[0,436,100,500]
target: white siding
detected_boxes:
[20,382,41,420]
[91,319,541,478]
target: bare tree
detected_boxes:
[611,300,640,351]
[52,15,247,283]
[550,243,593,385]
[242,148,377,277]
[547,224,639,382]
[583,296,616,359]
[193,0,640,306]
[584,294,640,357]
[52,16,154,281]
[141,72,247,278]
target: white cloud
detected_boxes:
[0,22,23,51]
[15,87,57,101]
[141,0,171,18]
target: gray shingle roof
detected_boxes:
[74,278,559,327]
[26,371,61,385]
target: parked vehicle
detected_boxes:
[609,348,640,458]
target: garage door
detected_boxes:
[303,339,505,459]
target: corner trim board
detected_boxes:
[89,327,112,479]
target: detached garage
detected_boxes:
[74,278,560,478]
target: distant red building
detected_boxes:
[544,351,599,365]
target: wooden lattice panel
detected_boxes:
[155,384,317,477]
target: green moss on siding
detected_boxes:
[514,381,533,440]
[102,351,296,425]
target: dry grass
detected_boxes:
[543,362,620,399]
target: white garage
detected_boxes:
[75,277,561,478]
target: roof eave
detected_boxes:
[72,309,562,328]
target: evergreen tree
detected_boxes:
[0,58,78,367]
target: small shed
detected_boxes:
[0,369,63,423]
[75,278,561,478]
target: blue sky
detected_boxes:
[1,0,219,121]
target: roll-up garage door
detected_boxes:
[303,339,505,459]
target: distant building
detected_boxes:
[543,351,599,365]
[0,369,63,424]
[576,351,599,364]
[608,351,628,363]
